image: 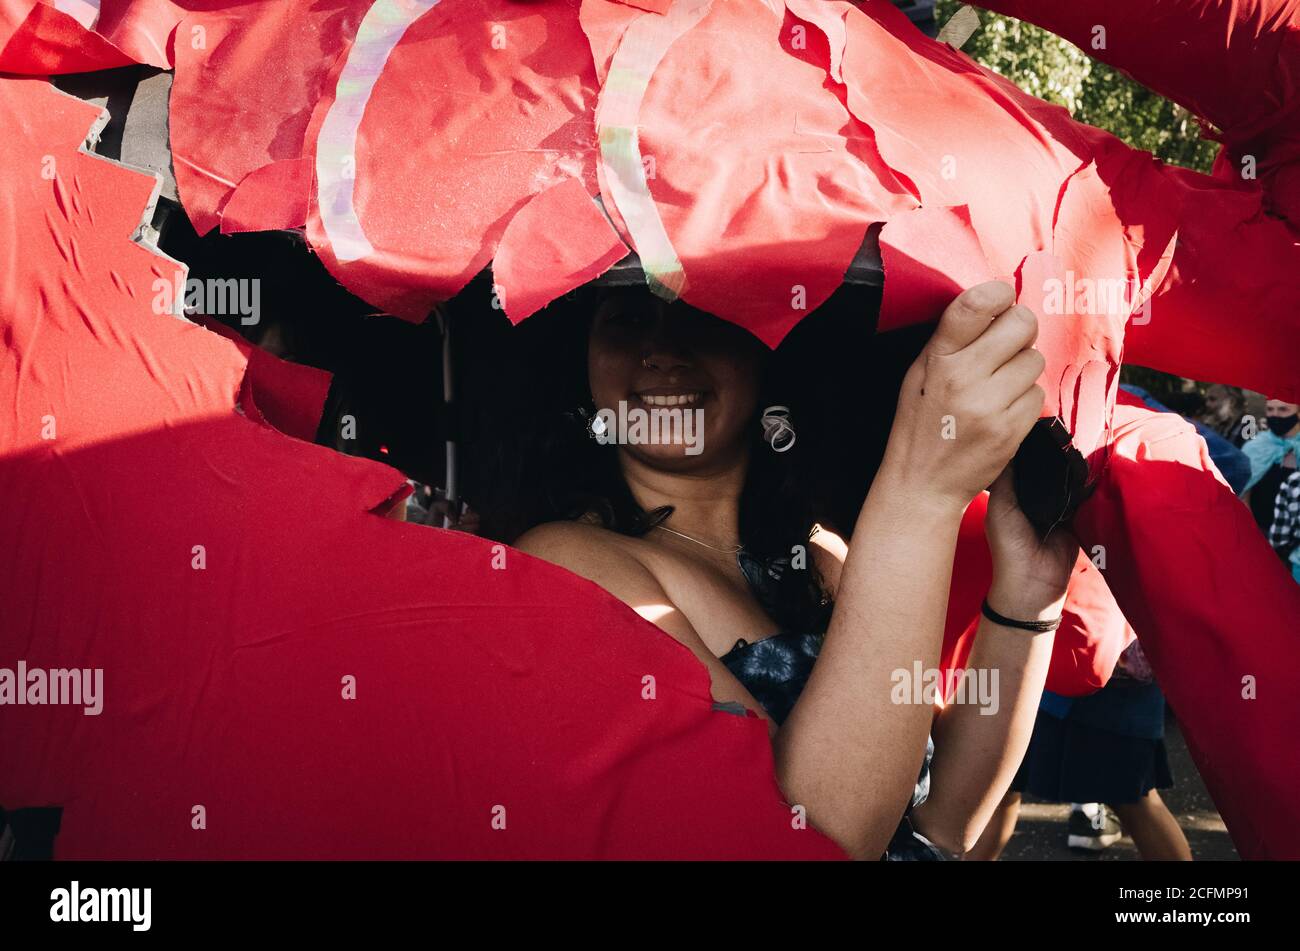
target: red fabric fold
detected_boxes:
[878,205,997,333]
[973,0,1300,402]
[169,0,369,237]
[0,0,135,73]
[219,158,313,235]
[1072,393,1300,859]
[192,315,333,443]
[492,177,629,324]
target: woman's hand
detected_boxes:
[880,281,1047,515]
[984,464,1079,620]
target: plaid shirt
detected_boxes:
[1269,470,1300,561]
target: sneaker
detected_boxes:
[1067,802,1123,851]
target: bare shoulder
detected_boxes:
[515,521,659,596]
[514,519,609,553]
[810,523,848,598]
[515,520,707,651]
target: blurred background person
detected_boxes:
[1267,470,1300,584]
[1122,383,1251,495]
[1243,399,1300,537]
[1199,384,1250,448]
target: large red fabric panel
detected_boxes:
[596,0,914,346]
[154,0,1298,406]
[972,1,1300,152]
[1130,167,1300,403]
[1072,394,1300,860]
[168,0,370,237]
[304,0,602,321]
[0,74,844,860]
[974,0,1300,402]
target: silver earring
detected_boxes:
[761,405,796,452]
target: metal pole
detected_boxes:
[440,308,457,529]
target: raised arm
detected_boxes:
[909,469,1077,855]
[775,282,1051,858]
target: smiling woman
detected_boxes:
[472,278,1079,860]
[471,285,826,570]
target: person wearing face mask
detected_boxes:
[1242,400,1300,538]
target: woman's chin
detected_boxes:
[630,443,701,464]
[623,442,716,472]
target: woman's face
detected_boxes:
[587,290,765,471]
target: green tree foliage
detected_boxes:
[934,2,1220,173]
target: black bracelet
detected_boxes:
[981,597,1062,633]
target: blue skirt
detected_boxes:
[1013,681,1173,805]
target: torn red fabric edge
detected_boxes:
[192,314,333,442]
[219,158,314,235]
[493,177,629,324]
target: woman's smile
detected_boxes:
[631,389,707,408]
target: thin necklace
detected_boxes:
[653,523,743,555]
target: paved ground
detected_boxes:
[1000,712,1239,861]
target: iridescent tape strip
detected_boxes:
[595,0,714,301]
[53,0,101,30]
[317,0,441,264]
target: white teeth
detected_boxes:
[638,392,702,407]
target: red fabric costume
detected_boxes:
[1,0,1297,858]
